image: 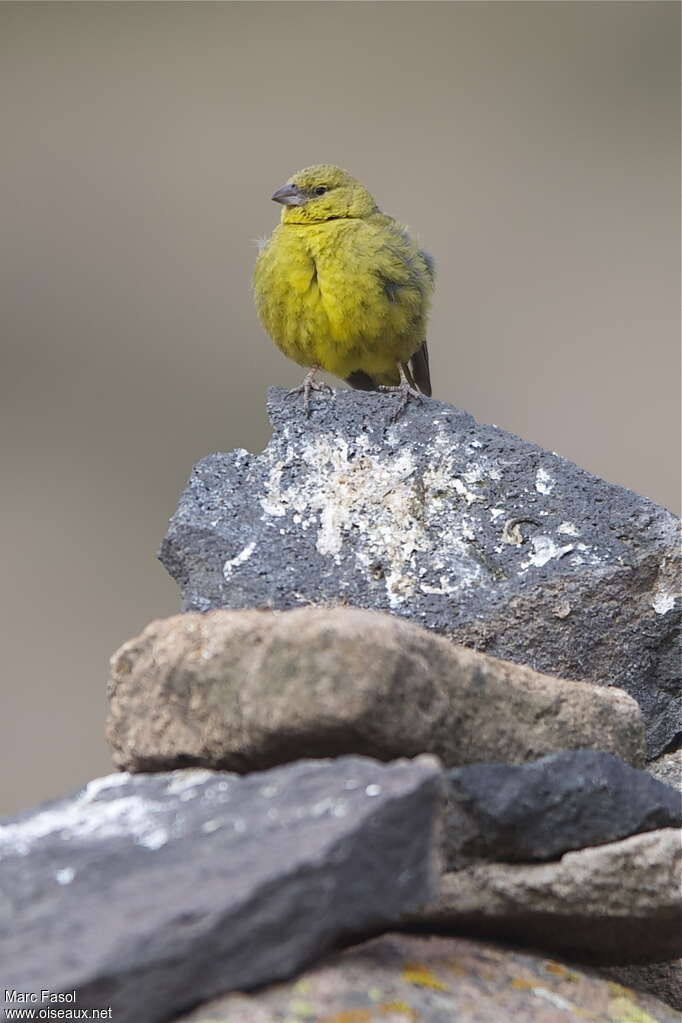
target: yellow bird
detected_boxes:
[253,164,434,415]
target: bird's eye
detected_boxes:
[314,186,327,195]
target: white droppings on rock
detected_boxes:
[165,770,214,797]
[55,867,75,885]
[258,431,487,605]
[257,425,602,596]
[223,541,257,580]
[535,468,555,495]
[365,784,382,797]
[652,587,677,615]
[83,773,131,800]
[421,576,459,596]
[570,542,604,567]
[452,477,482,505]
[522,536,575,569]
[558,521,579,536]
[311,797,336,818]
[139,827,169,851]
[385,568,417,609]
[532,988,577,1012]
[501,520,524,547]
[201,819,221,834]
[317,495,347,557]
[260,461,288,517]
[0,776,176,856]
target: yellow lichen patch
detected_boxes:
[400,962,449,992]
[607,982,634,999]
[318,1011,372,1023]
[544,960,566,976]
[511,977,535,990]
[608,996,660,1023]
[287,999,315,1016]
[378,1002,418,1020]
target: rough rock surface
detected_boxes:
[159,387,681,758]
[0,757,441,1023]
[648,749,682,797]
[410,828,682,965]
[175,932,681,1023]
[602,960,682,1014]
[106,607,645,774]
[444,749,681,869]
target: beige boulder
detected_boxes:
[107,607,645,773]
[411,828,682,965]
[175,932,681,1023]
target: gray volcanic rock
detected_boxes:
[0,757,442,1023]
[175,933,681,1023]
[648,749,682,797]
[106,607,645,774]
[602,961,682,1014]
[444,749,682,869]
[411,828,682,965]
[159,387,681,758]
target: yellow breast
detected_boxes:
[253,217,432,385]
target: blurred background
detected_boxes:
[1,2,679,815]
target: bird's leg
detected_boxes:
[379,362,424,420]
[285,366,333,417]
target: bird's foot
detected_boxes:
[379,373,424,421]
[285,368,333,417]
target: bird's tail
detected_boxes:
[408,342,432,397]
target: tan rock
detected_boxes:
[106,607,645,772]
[412,828,682,965]
[174,932,681,1023]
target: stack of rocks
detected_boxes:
[2,389,680,1023]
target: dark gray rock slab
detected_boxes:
[0,756,442,1023]
[159,387,681,758]
[444,749,682,869]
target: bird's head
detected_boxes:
[271,165,377,224]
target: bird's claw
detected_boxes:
[378,381,424,421]
[286,372,333,417]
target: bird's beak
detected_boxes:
[271,183,306,207]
